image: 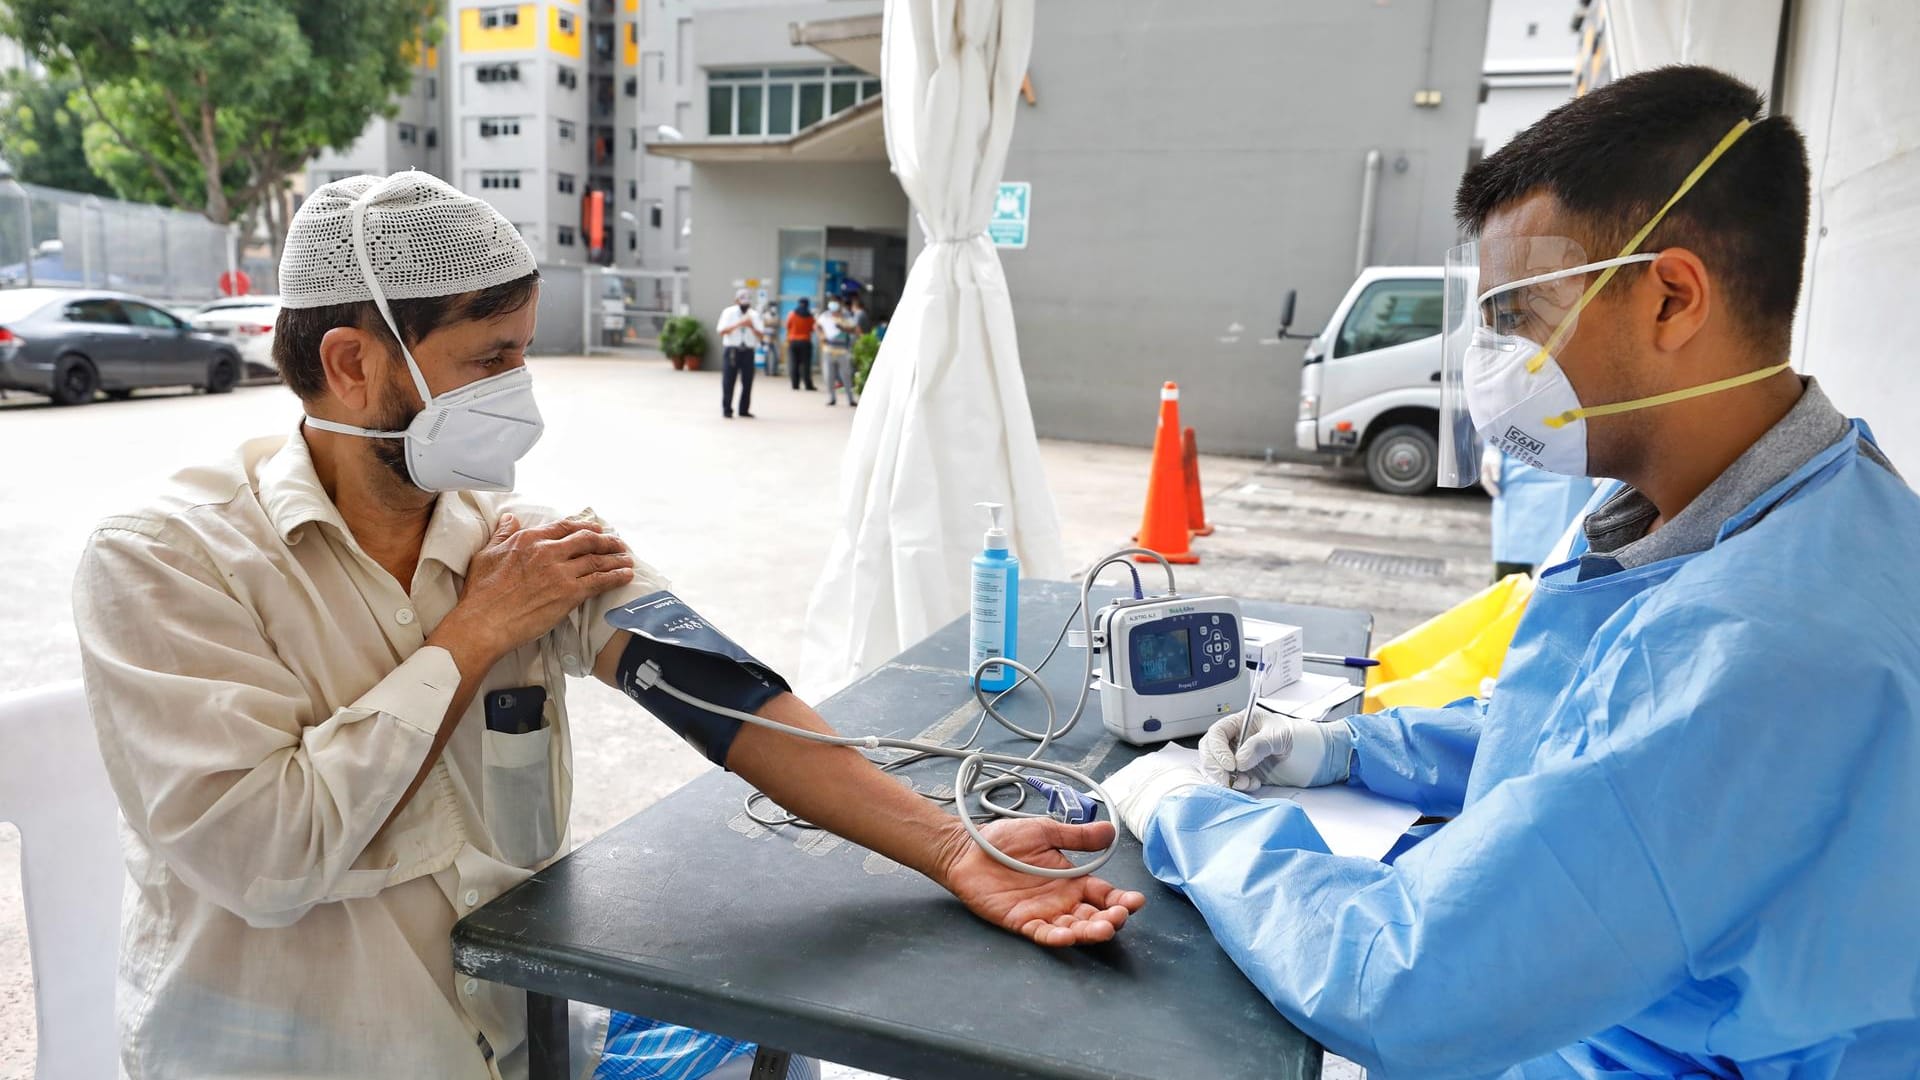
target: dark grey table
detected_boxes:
[454,580,1372,1080]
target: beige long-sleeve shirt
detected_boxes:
[73,425,663,1079]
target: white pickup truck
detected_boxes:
[1288,266,1445,495]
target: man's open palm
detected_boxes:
[942,818,1146,947]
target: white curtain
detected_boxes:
[800,0,1066,694]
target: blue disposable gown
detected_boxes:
[1493,452,1598,566]
[1141,422,1920,1078]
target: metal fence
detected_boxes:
[582,266,687,355]
[0,179,276,305]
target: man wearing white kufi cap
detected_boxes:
[71,171,1143,1080]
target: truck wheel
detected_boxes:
[1365,424,1438,496]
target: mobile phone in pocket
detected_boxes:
[484,686,549,735]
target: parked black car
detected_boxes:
[0,288,248,405]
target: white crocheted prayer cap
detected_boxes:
[279,170,535,310]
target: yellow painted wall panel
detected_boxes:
[459,5,538,53]
[550,5,583,58]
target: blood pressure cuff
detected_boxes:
[605,591,791,768]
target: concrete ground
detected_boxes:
[0,355,1490,1079]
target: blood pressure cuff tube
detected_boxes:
[605,591,791,768]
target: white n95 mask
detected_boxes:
[306,365,543,493]
[1462,324,1591,476]
[278,170,545,493]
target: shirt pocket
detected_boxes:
[481,722,560,868]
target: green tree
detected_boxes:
[1,0,438,254]
[0,72,115,194]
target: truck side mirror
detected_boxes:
[1278,289,1297,337]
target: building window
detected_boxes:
[707,66,878,138]
[481,6,520,29]
[558,119,576,141]
[627,180,637,200]
[558,66,579,90]
[477,62,521,83]
[479,170,522,190]
[648,202,662,228]
[397,122,418,145]
[479,116,521,137]
[558,225,576,247]
[425,128,439,149]
[628,128,638,150]
[427,76,438,99]
[628,230,637,252]
[557,172,576,194]
[624,76,637,97]
[558,12,576,34]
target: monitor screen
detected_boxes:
[1136,627,1192,684]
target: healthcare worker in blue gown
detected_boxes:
[1484,445,1596,578]
[1104,66,1920,1079]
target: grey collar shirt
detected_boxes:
[1580,377,1892,577]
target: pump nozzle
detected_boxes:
[975,501,1009,552]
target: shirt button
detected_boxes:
[562,653,582,675]
[463,889,479,907]
[463,978,479,996]
[396,608,416,626]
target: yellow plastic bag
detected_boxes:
[1364,574,1535,712]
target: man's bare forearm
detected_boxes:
[589,632,969,885]
[724,694,969,885]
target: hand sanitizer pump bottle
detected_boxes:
[969,502,1021,693]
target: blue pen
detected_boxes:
[1305,652,1379,669]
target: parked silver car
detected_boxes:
[189,295,282,384]
[0,288,247,405]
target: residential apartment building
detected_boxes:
[310,1,634,267]
[312,0,889,278]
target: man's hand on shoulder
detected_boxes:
[430,514,634,676]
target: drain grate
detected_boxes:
[1325,548,1446,578]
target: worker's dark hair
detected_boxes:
[1455,65,1810,355]
[273,271,541,401]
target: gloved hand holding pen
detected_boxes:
[1198,709,1353,791]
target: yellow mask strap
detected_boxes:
[1525,117,1755,374]
[1541,360,1793,429]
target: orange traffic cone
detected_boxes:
[1133,382,1200,564]
[1183,427,1214,537]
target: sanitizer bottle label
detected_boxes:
[970,564,1008,681]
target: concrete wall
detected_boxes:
[687,160,908,361]
[1001,0,1490,458]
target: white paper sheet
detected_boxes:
[1255,671,1365,720]
[1152,744,1421,861]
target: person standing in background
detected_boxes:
[1481,446,1597,578]
[715,289,763,419]
[786,297,818,392]
[849,294,873,338]
[819,299,857,408]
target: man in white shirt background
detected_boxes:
[714,289,764,419]
[72,172,1143,1080]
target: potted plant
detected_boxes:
[660,316,706,371]
[851,331,880,397]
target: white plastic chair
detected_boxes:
[0,681,124,1080]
